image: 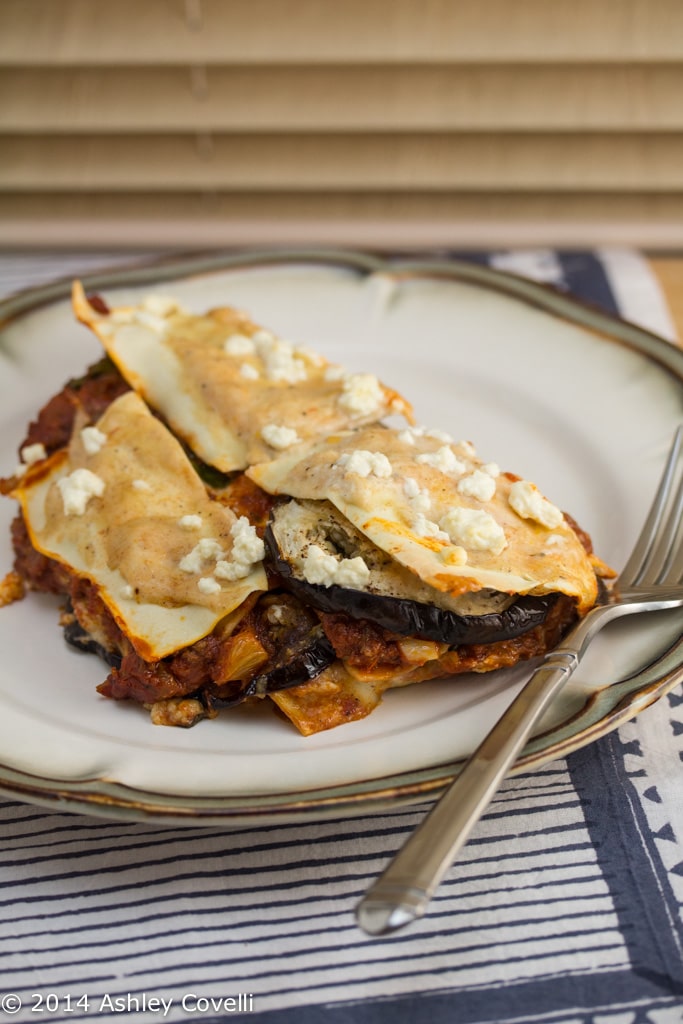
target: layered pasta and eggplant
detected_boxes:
[0,284,612,735]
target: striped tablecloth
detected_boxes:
[0,249,682,1024]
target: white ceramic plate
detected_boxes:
[1,251,682,824]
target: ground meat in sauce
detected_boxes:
[69,576,125,655]
[94,606,250,704]
[10,514,71,594]
[318,611,403,671]
[437,593,577,677]
[217,474,278,534]
[101,648,210,704]
[317,593,577,678]
[20,359,129,456]
[98,595,323,706]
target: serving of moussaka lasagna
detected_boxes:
[0,284,612,736]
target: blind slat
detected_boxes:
[2,0,682,65]
[5,190,683,219]
[2,66,682,133]
[2,191,682,249]
[2,134,682,192]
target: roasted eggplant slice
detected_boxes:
[203,626,336,710]
[61,596,124,668]
[266,499,555,646]
[202,594,337,710]
[63,616,123,669]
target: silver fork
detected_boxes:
[356,425,683,937]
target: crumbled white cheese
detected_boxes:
[143,294,183,317]
[135,310,168,333]
[301,545,370,589]
[335,450,393,479]
[214,560,249,582]
[401,425,452,445]
[214,517,265,581]
[324,364,345,382]
[439,507,507,554]
[481,462,500,478]
[178,514,203,530]
[15,441,48,476]
[424,428,453,443]
[252,329,275,344]
[458,440,478,458]
[508,480,564,529]
[411,490,432,514]
[457,469,497,502]
[80,426,107,456]
[179,537,225,574]
[132,478,152,492]
[121,584,135,599]
[403,477,432,514]
[230,516,266,565]
[416,445,466,478]
[255,335,308,384]
[239,362,260,381]
[338,373,384,417]
[224,333,256,357]
[266,604,287,624]
[398,429,417,445]
[57,468,105,516]
[198,576,222,595]
[301,545,340,586]
[411,513,449,542]
[20,443,46,465]
[297,346,326,367]
[109,310,134,325]
[261,423,301,450]
[332,556,371,588]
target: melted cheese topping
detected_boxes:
[13,392,267,659]
[248,423,598,613]
[72,282,412,472]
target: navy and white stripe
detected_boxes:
[0,250,681,1024]
[0,765,631,1022]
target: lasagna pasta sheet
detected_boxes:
[248,423,598,614]
[72,282,412,472]
[13,392,267,660]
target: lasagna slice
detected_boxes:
[72,282,412,472]
[7,389,340,728]
[247,423,612,732]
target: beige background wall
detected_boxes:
[1,0,682,248]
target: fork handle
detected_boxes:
[355,646,582,937]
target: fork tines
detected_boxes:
[619,426,683,590]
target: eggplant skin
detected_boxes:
[249,628,336,697]
[204,625,336,710]
[63,618,123,668]
[265,521,555,646]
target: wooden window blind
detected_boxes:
[1,0,682,248]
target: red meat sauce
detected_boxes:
[20,359,130,458]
